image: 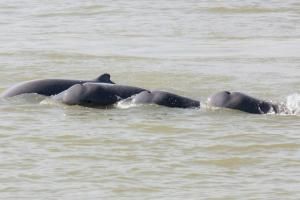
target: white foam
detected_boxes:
[275,93,300,116]
[115,98,140,109]
[40,97,65,107]
[285,93,300,115]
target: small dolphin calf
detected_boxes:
[1,73,114,98]
[131,90,200,108]
[208,91,278,114]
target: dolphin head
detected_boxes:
[208,91,231,107]
[61,83,118,107]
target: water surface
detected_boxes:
[0,0,300,199]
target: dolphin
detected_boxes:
[54,82,146,107]
[1,73,114,98]
[208,91,278,114]
[130,90,200,108]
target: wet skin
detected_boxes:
[208,91,278,114]
[1,73,114,98]
[56,83,200,109]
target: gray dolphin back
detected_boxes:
[132,90,200,108]
[56,83,147,107]
[1,73,114,98]
[59,84,120,107]
[209,91,278,114]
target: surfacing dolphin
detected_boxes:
[130,90,200,108]
[55,83,200,109]
[1,73,114,98]
[54,83,147,107]
[208,91,278,114]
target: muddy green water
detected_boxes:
[0,0,299,199]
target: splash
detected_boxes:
[40,97,62,106]
[284,93,300,115]
[115,97,140,109]
[277,93,300,116]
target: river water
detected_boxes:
[0,0,300,199]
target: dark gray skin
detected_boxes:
[1,73,114,98]
[131,90,200,108]
[208,91,278,114]
[55,83,199,109]
[54,82,147,107]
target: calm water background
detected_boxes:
[0,0,300,199]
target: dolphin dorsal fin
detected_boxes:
[94,73,115,84]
